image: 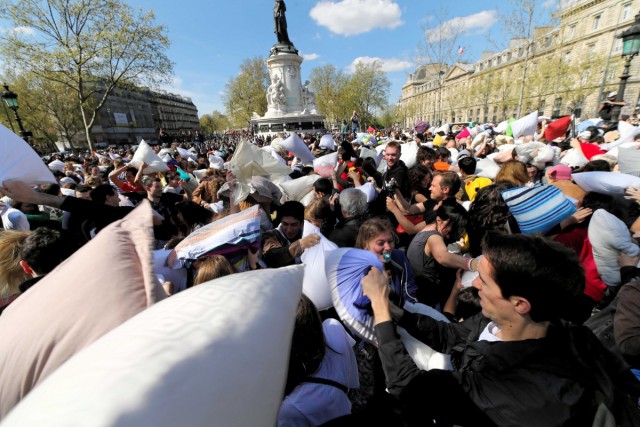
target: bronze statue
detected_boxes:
[274,0,291,45]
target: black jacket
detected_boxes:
[375,312,640,426]
[328,217,363,248]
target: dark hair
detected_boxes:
[481,232,585,322]
[76,184,92,194]
[386,140,401,152]
[39,183,61,196]
[417,146,436,164]
[455,287,481,321]
[436,171,461,196]
[458,156,477,175]
[355,217,397,249]
[19,227,77,276]
[90,184,116,204]
[436,146,451,159]
[409,164,432,192]
[300,166,315,176]
[276,201,305,224]
[435,200,468,243]
[173,201,213,235]
[285,294,325,396]
[313,178,333,196]
[581,160,611,172]
[466,183,514,257]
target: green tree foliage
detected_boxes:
[200,110,230,135]
[308,64,350,127]
[222,57,269,128]
[345,60,391,128]
[0,0,173,151]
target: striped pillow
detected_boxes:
[501,184,576,235]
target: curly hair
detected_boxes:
[466,183,514,257]
[409,164,432,192]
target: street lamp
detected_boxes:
[1,83,32,142]
[611,12,640,123]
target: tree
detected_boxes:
[222,57,269,128]
[346,60,391,128]
[2,71,85,150]
[374,104,397,129]
[308,64,350,127]
[0,0,173,152]
[200,110,230,136]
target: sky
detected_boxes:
[8,0,567,117]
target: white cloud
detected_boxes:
[0,26,35,35]
[347,56,412,73]
[426,10,497,43]
[542,0,558,9]
[310,0,403,36]
[302,53,320,61]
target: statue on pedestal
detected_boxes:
[274,0,291,45]
[267,74,286,111]
[301,80,318,114]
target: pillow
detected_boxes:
[510,111,538,139]
[360,147,382,167]
[47,159,65,172]
[167,205,262,268]
[588,209,640,287]
[501,184,576,235]
[301,221,338,310]
[176,147,197,161]
[355,182,377,203]
[153,249,188,294]
[2,266,303,427]
[207,154,225,170]
[617,148,640,177]
[0,201,165,418]
[397,301,452,371]
[475,158,501,179]
[560,148,589,168]
[279,134,315,164]
[326,248,384,343]
[400,141,419,169]
[129,140,170,173]
[318,135,335,151]
[299,190,316,207]
[571,171,640,196]
[280,175,320,202]
[313,152,338,178]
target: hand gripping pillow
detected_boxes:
[571,171,640,196]
[0,201,165,418]
[2,266,304,427]
[301,221,338,310]
[397,301,453,371]
[0,123,56,185]
[129,140,170,173]
[588,209,640,287]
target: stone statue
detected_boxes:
[301,80,318,114]
[267,74,286,111]
[274,0,291,46]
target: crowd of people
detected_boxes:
[1,114,640,425]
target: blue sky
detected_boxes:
[10,0,565,117]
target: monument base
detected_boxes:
[252,113,325,136]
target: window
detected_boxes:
[563,51,572,63]
[507,52,513,61]
[593,14,601,31]
[581,68,591,85]
[518,47,524,58]
[544,37,552,48]
[568,24,576,39]
[538,99,546,114]
[622,4,632,21]
[587,43,596,54]
[553,97,563,117]
[614,38,623,53]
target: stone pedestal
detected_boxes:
[252,49,325,136]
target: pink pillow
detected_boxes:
[0,201,165,418]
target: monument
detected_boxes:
[251,0,325,135]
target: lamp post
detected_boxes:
[611,13,640,123]
[1,83,32,142]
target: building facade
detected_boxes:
[90,86,200,148]
[399,0,639,128]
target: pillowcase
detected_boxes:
[301,221,338,310]
[571,171,640,196]
[279,175,320,202]
[279,133,315,164]
[2,266,304,427]
[129,140,170,173]
[617,147,640,177]
[0,123,56,185]
[313,152,338,178]
[400,141,419,169]
[501,184,576,235]
[0,201,165,418]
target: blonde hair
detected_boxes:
[0,230,31,298]
[495,160,529,187]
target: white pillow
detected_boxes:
[130,140,170,173]
[511,111,538,139]
[301,221,338,310]
[280,175,320,202]
[571,171,640,196]
[176,147,197,161]
[400,141,419,169]
[279,134,315,164]
[313,152,338,178]
[398,301,452,371]
[588,209,640,287]
[2,266,303,427]
[355,182,377,203]
[319,135,335,151]
[360,147,382,167]
[475,158,501,179]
